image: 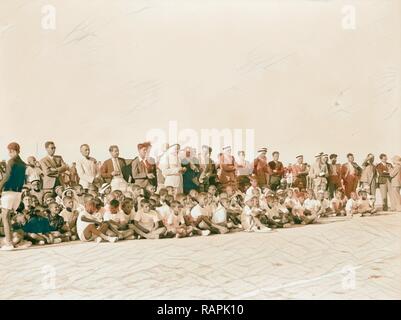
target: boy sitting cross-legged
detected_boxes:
[76,199,119,243]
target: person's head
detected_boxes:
[83,194,95,206]
[322,155,328,164]
[223,146,231,156]
[347,153,354,162]
[317,191,324,201]
[335,190,343,199]
[250,176,258,188]
[366,153,375,164]
[201,145,212,157]
[359,190,368,200]
[330,154,338,164]
[189,189,199,199]
[63,196,74,210]
[27,156,36,166]
[22,195,32,209]
[265,194,275,205]
[238,150,245,159]
[130,184,143,198]
[350,192,358,201]
[55,186,64,197]
[197,193,208,207]
[168,200,180,214]
[7,142,20,159]
[109,199,120,214]
[48,202,60,215]
[159,188,168,202]
[145,184,156,196]
[245,195,256,208]
[272,151,280,161]
[31,195,40,208]
[45,141,56,156]
[307,189,314,199]
[279,179,287,189]
[73,184,84,196]
[252,188,260,198]
[121,198,134,215]
[225,185,234,197]
[208,185,217,196]
[80,144,91,158]
[109,145,119,158]
[296,155,303,164]
[63,189,73,198]
[31,180,41,192]
[141,199,151,213]
[137,142,150,159]
[379,154,387,162]
[84,199,97,214]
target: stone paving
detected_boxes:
[0,213,400,300]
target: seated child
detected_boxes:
[330,190,347,216]
[357,189,377,216]
[241,195,271,232]
[46,202,71,242]
[59,196,79,238]
[345,192,359,216]
[165,201,193,238]
[132,199,166,239]
[190,193,228,235]
[103,199,135,240]
[76,199,119,243]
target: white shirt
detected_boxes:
[76,156,98,189]
[212,203,227,224]
[103,210,130,225]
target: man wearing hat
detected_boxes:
[292,155,309,190]
[253,148,271,189]
[309,152,329,196]
[341,153,362,198]
[328,154,342,198]
[218,146,237,189]
[268,151,284,191]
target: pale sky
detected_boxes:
[0,0,400,164]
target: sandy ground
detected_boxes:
[0,212,400,300]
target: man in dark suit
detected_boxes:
[40,141,68,191]
[131,142,157,188]
[100,145,129,191]
[268,151,284,191]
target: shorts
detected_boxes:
[0,191,22,211]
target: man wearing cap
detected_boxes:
[268,151,284,191]
[292,155,309,190]
[159,144,185,194]
[131,142,157,188]
[0,142,27,251]
[100,145,130,192]
[341,153,362,198]
[40,141,68,191]
[76,144,100,192]
[328,154,342,198]
[253,148,271,189]
[218,146,237,189]
[376,154,393,211]
[309,153,329,196]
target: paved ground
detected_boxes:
[1,212,400,300]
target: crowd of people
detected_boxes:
[0,141,400,251]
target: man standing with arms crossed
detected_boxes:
[0,143,26,251]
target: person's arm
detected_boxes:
[81,215,102,225]
[100,161,112,179]
[134,220,150,233]
[57,157,68,173]
[0,159,13,192]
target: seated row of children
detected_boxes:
[0,179,377,248]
